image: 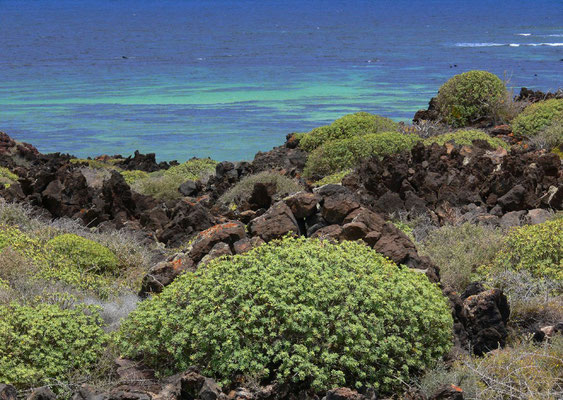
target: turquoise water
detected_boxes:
[1,0,561,161]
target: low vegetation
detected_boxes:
[118,237,452,393]
[299,112,398,152]
[0,167,18,188]
[304,131,420,178]
[0,302,107,390]
[219,171,303,205]
[130,158,217,200]
[424,129,509,149]
[512,98,563,137]
[420,337,563,400]
[435,70,508,127]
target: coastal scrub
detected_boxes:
[118,237,452,393]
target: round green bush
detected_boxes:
[299,112,398,151]
[424,129,509,149]
[304,131,420,178]
[0,302,106,388]
[435,71,507,127]
[219,171,304,205]
[512,99,563,137]
[117,237,452,393]
[46,233,119,274]
[489,217,563,281]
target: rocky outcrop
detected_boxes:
[343,142,562,225]
[446,282,510,356]
[115,150,174,172]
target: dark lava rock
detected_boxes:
[139,256,195,296]
[116,150,171,172]
[428,384,465,400]
[180,368,222,400]
[249,181,277,210]
[0,384,17,400]
[179,180,199,197]
[284,191,319,219]
[325,388,369,400]
[248,201,300,241]
[321,194,360,225]
[189,221,246,263]
[26,387,56,400]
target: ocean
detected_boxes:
[0,0,561,161]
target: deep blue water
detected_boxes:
[1,0,561,161]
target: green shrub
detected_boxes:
[120,169,149,185]
[435,71,507,127]
[529,114,563,152]
[131,158,217,200]
[512,99,563,137]
[118,237,452,393]
[46,233,120,274]
[304,132,420,178]
[219,171,304,205]
[0,302,106,389]
[487,217,563,281]
[0,167,18,188]
[424,129,509,149]
[69,158,122,170]
[420,223,504,292]
[312,169,352,187]
[299,112,398,151]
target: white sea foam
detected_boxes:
[455,42,563,47]
[455,42,504,47]
[517,33,532,36]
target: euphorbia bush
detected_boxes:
[0,302,106,388]
[424,129,509,149]
[488,217,563,281]
[118,237,452,393]
[512,98,563,137]
[299,112,398,151]
[435,70,507,127]
[304,131,420,177]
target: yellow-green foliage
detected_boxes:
[219,171,304,204]
[120,169,149,185]
[46,234,120,274]
[118,237,452,393]
[435,70,507,127]
[0,302,106,389]
[0,227,124,298]
[512,99,563,137]
[304,132,420,177]
[488,217,563,281]
[70,158,122,170]
[424,129,509,149]
[299,112,398,151]
[0,167,18,187]
[313,169,352,187]
[131,158,217,200]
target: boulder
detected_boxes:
[0,384,17,400]
[199,242,232,265]
[26,388,56,400]
[179,180,198,197]
[499,210,526,229]
[284,191,319,219]
[462,288,510,356]
[310,224,342,241]
[340,221,369,241]
[321,194,360,225]
[248,202,300,241]
[428,384,465,400]
[180,368,222,400]
[233,237,265,255]
[189,221,246,263]
[497,185,526,211]
[139,257,195,296]
[526,208,552,225]
[325,388,367,400]
[249,182,276,209]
